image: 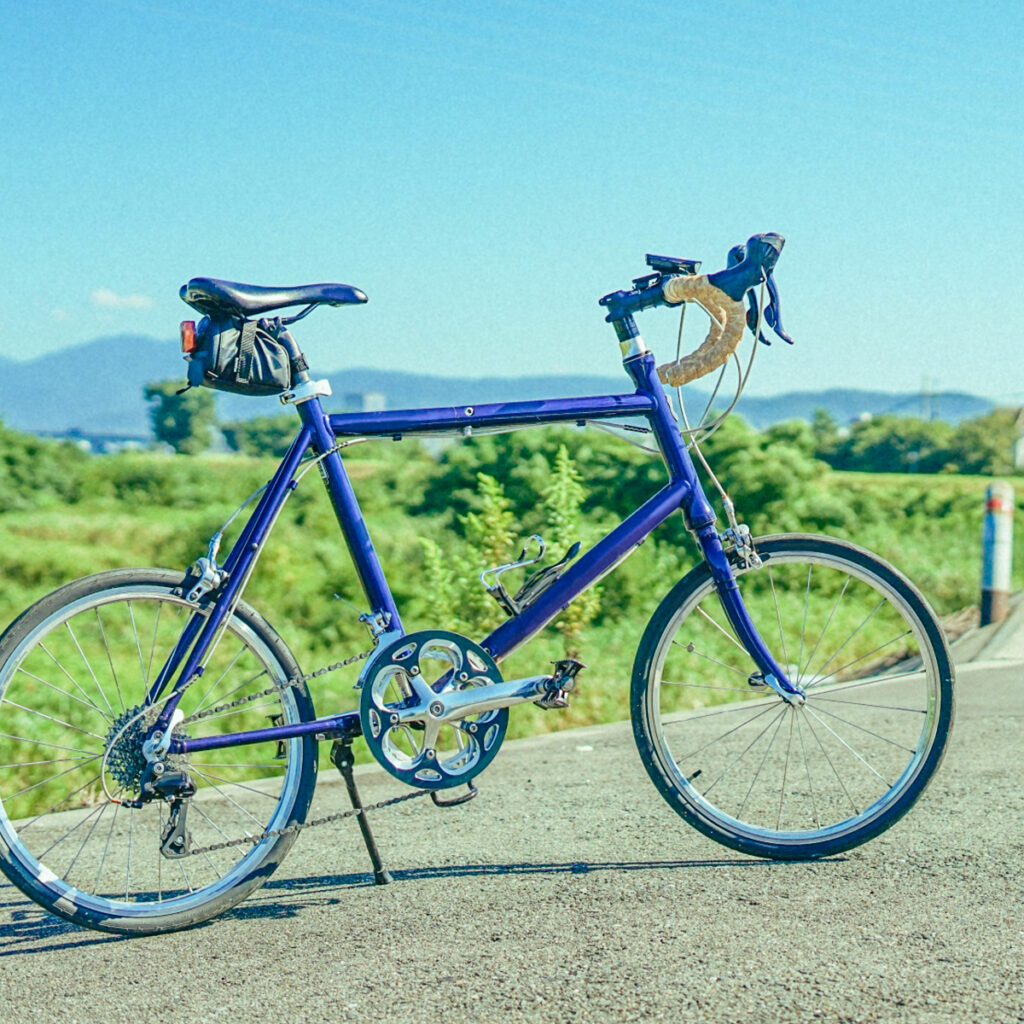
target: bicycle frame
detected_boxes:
[153,350,797,756]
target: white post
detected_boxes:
[981,481,1014,626]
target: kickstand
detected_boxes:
[329,738,392,885]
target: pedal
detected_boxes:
[533,658,585,710]
[533,688,570,710]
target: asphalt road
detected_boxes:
[0,632,1021,1023]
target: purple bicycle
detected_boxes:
[0,234,955,934]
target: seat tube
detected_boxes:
[298,399,403,632]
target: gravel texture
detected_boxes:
[0,649,1021,1024]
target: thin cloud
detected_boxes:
[91,288,154,310]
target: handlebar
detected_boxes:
[598,232,790,387]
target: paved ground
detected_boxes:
[0,611,1022,1024]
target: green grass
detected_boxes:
[0,453,1019,816]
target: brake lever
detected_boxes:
[727,243,792,346]
[763,273,793,344]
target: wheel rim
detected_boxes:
[645,545,946,849]
[0,582,306,920]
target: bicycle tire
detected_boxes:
[0,569,317,934]
[631,534,954,859]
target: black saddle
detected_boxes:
[180,277,367,317]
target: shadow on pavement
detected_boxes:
[0,855,846,941]
[222,854,844,922]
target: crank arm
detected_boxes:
[392,674,552,725]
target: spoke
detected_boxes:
[128,601,148,687]
[146,601,164,686]
[189,767,271,828]
[192,761,285,769]
[809,703,918,753]
[191,800,235,843]
[661,679,752,691]
[6,753,102,801]
[737,707,788,818]
[15,666,112,722]
[0,754,95,770]
[806,631,914,690]
[192,667,270,717]
[813,695,926,714]
[193,644,253,713]
[17,772,105,834]
[95,608,126,712]
[95,800,121,893]
[65,620,115,720]
[804,705,905,779]
[0,730,94,757]
[777,712,796,831]
[801,711,861,815]
[700,706,788,798]
[767,568,790,672]
[177,857,195,894]
[806,597,886,686]
[125,804,134,901]
[800,577,850,681]
[668,643,751,679]
[192,769,282,801]
[795,712,820,829]
[808,671,926,697]
[692,606,749,656]
[0,698,107,740]
[41,640,114,716]
[674,700,781,764]
[664,697,778,728]
[63,800,111,881]
[796,563,812,681]
[36,798,108,861]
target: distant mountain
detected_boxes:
[0,334,995,437]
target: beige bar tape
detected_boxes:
[657,275,747,387]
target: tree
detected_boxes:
[144,381,216,455]
[831,415,952,474]
[944,408,1022,475]
[222,414,297,457]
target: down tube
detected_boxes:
[481,479,691,660]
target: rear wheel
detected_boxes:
[631,535,954,859]
[0,569,317,934]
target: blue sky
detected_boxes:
[2,0,1022,399]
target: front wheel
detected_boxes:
[631,535,954,859]
[0,569,318,934]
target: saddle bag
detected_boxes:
[186,316,293,396]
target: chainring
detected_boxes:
[359,630,508,790]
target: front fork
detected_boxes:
[695,522,806,705]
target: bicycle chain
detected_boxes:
[184,788,431,857]
[176,646,432,858]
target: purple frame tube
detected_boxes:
[172,352,798,756]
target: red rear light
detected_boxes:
[180,320,197,355]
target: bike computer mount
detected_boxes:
[630,254,702,293]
